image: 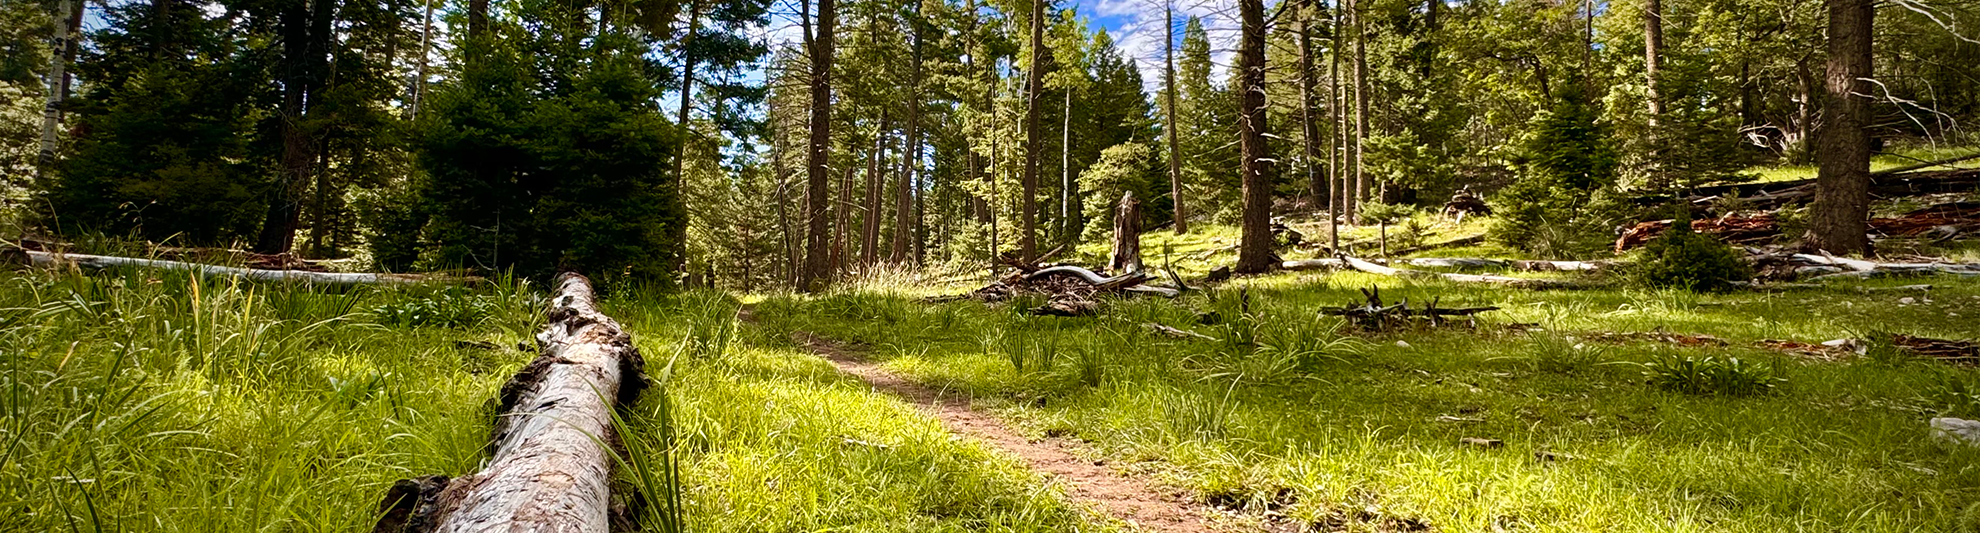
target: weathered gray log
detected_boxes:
[1110,191,1143,274]
[17,250,464,285]
[373,273,646,533]
[1282,257,1605,272]
[1023,265,1151,290]
[1338,255,1582,289]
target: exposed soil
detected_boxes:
[747,310,1221,532]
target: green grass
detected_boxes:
[752,269,1980,532]
[0,267,1113,531]
[1741,145,1980,184]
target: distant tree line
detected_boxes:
[4,0,1975,287]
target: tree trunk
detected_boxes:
[21,251,467,285]
[1297,0,1325,218]
[257,0,338,255]
[1644,0,1665,188]
[1234,0,1276,274]
[467,0,488,41]
[1329,1,1344,246]
[1021,0,1046,262]
[1109,191,1142,274]
[1802,0,1874,255]
[1163,1,1187,235]
[863,116,887,267]
[412,0,434,117]
[1061,82,1074,246]
[673,0,703,276]
[1351,0,1368,219]
[37,0,80,180]
[897,12,925,265]
[799,0,837,291]
[911,13,928,266]
[833,154,855,273]
[371,273,645,532]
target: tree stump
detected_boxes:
[1110,190,1143,274]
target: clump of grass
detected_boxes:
[371,287,495,328]
[1159,383,1235,442]
[1526,334,1607,374]
[1641,352,1784,396]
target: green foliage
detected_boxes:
[1489,86,1625,259]
[1078,142,1162,239]
[1634,210,1751,292]
[370,289,495,328]
[1357,201,1412,226]
[1641,353,1783,396]
[411,20,682,285]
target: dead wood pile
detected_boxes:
[1320,286,1500,331]
[1616,201,1980,252]
[951,262,1187,317]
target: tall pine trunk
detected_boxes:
[800,0,837,291]
[1802,0,1874,254]
[672,0,703,276]
[1351,0,1368,217]
[1233,0,1276,274]
[1297,0,1325,229]
[1329,2,1343,247]
[1163,1,1187,235]
[863,117,887,267]
[1020,0,1045,262]
[256,0,338,255]
[1644,0,1665,188]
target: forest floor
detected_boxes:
[8,225,1980,532]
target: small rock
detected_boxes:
[1396,340,1412,348]
[1900,297,1917,305]
[1931,417,1980,446]
[1459,437,1503,448]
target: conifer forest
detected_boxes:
[6,0,1980,529]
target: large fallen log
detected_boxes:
[1338,255,1583,289]
[15,249,467,285]
[373,273,647,533]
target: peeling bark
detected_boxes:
[372,273,646,533]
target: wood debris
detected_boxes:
[1320,286,1500,331]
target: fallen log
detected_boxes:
[15,249,468,285]
[373,273,647,533]
[1338,255,1584,289]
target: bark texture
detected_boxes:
[1020,0,1045,262]
[1110,191,1142,274]
[1802,0,1874,255]
[1234,0,1277,274]
[37,0,80,179]
[372,273,646,533]
[800,0,837,291]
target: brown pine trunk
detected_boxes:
[1802,0,1874,255]
[896,15,924,265]
[1329,2,1344,247]
[799,0,836,291]
[1644,0,1666,188]
[467,0,488,40]
[1163,1,1187,235]
[257,0,337,255]
[1021,0,1045,262]
[1351,0,1368,218]
[672,0,703,276]
[1234,0,1276,274]
[1298,0,1324,216]
[833,156,855,274]
[1109,191,1142,274]
[862,117,887,267]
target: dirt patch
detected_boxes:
[760,319,1220,532]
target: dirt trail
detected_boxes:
[747,311,1219,532]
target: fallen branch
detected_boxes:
[372,273,646,532]
[15,249,470,285]
[1319,286,1500,330]
[1337,255,1584,289]
[1144,322,1216,340]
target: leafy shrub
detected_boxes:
[371,290,494,328]
[1634,210,1751,292]
[1641,353,1783,396]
